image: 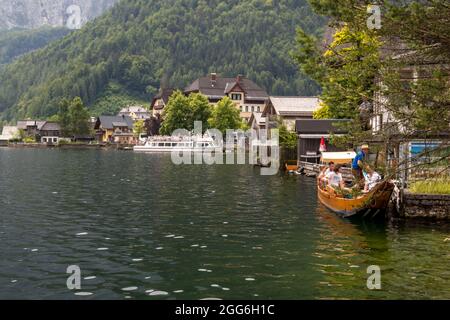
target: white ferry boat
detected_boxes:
[133,135,221,153]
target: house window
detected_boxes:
[245,106,248,112]
[257,106,260,112]
[251,106,254,112]
[231,93,242,101]
[240,106,243,112]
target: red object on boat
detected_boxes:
[319,136,327,152]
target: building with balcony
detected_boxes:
[184,73,269,122]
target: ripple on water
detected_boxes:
[75,292,93,296]
[121,287,138,292]
[149,291,169,296]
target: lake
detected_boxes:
[0,148,449,299]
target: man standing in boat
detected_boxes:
[352,144,369,185]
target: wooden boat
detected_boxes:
[316,151,395,219]
[285,160,299,172]
[317,180,395,219]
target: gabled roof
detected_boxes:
[295,119,350,134]
[17,120,46,130]
[97,116,134,130]
[151,88,175,109]
[40,122,61,131]
[185,75,268,101]
[0,126,19,140]
[266,97,321,117]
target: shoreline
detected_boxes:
[1,143,133,150]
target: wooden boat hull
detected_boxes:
[317,181,395,219]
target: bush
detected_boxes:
[409,178,450,195]
[23,136,36,143]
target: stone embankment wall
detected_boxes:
[400,191,450,220]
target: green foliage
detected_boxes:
[160,91,212,135]
[409,178,450,195]
[0,27,71,65]
[23,136,36,144]
[295,24,381,120]
[208,97,242,134]
[278,123,298,149]
[0,0,324,121]
[89,82,148,116]
[133,119,145,137]
[58,97,91,137]
[296,0,450,143]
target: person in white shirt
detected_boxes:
[328,165,345,190]
[318,162,335,188]
[364,166,381,192]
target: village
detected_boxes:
[0,72,448,221]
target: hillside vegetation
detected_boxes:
[0,0,325,121]
[0,27,71,65]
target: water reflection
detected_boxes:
[0,148,448,299]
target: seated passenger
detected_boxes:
[328,165,345,190]
[318,162,335,188]
[364,166,381,192]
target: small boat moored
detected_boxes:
[317,152,395,219]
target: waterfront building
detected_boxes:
[0,126,19,145]
[39,122,61,144]
[262,96,321,131]
[184,73,269,122]
[295,119,350,164]
[16,120,62,143]
[118,106,152,121]
[151,88,175,117]
[94,115,134,143]
[17,120,47,137]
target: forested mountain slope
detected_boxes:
[0,27,71,65]
[0,0,325,120]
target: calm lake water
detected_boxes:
[0,148,449,300]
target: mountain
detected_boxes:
[0,0,325,121]
[0,27,71,65]
[0,0,118,30]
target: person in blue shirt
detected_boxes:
[352,144,369,184]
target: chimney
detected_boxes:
[236,74,243,84]
[211,73,217,87]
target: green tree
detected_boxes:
[161,91,213,135]
[279,124,298,149]
[133,119,145,137]
[68,97,91,136]
[295,24,381,120]
[58,98,71,137]
[189,93,212,131]
[208,97,242,134]
[160,91,191,135]
[58,97,91,137]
